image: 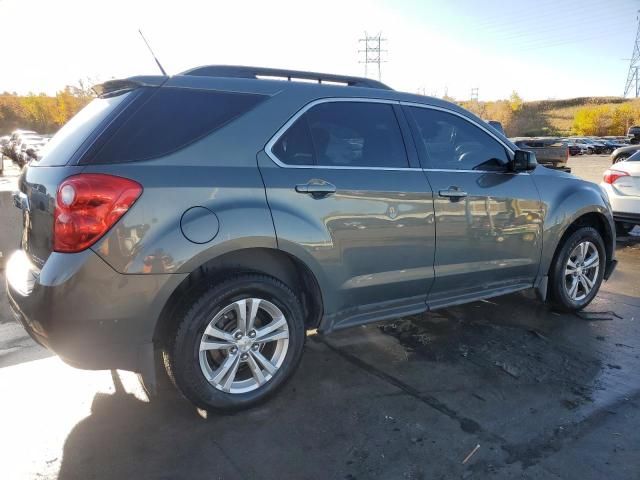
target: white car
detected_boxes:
[601,151,640,235]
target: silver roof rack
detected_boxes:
[180,65,392,90]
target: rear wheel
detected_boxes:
[164,274,306,411]
[549,227,605,312]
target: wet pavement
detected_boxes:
[0,155,639,479]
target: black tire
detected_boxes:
[164,273,306,411]
[549,226,606,312]
[616,221,634,236]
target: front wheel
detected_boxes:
[549,227,605,312]
[164,274,306,411]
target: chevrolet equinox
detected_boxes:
[7,66,617,410]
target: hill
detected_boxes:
[460,95,640,137]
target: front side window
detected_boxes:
[408,106,510,171]
[272,101,409,168]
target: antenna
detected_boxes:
[138,29,167,76]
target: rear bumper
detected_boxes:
[5,249,186,371]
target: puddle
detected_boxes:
[379,309,603,408]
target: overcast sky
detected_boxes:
[1,0,637,100]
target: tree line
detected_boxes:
[2,84,639,138]
[0,81,94,135]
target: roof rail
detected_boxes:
[180,65,392,90]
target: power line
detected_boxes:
[624,11,640,97]
[358,32,387,81]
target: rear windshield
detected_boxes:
[37,92,132,166]
[84,88,268,164]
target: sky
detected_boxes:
[0,0,638,101]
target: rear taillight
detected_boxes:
[603,169,629,185]
[53,173,142,253]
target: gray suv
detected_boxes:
[6,66,617,411]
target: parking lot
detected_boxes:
[0,154,638,479]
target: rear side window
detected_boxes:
[272,101,409,168]
[37,92,132,166]
[272,117,315,166]
[86,88,267,164]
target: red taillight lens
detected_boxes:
[53,174,142,253]
[603,169,629,185]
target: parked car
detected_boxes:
[569,137,606,154]
[598,139,625,154]
[610,144,640,163]
[561,139,582,156]
[6,66,617,411]
[14,134,43,166]
[601,151,640,234]
[627,125,640,144]
[23,137,50,163]
[563,138,589,155]
[8,129,37,159]
[512,137,570,171]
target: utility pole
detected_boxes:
[624,11,640,97]
[358,32,387,81]
[470,87,479,101]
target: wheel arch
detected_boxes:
[546,210,614,277]
[153,247,324,348]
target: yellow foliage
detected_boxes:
[509,91,523,112]
[0,83,93,134]
[572,103,640,136]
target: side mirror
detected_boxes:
[511,149,537,172]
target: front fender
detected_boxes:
[533,170,615,279]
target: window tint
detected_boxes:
[306,102,408,168]
[272,117,315,165]
[87,88,267,164]
[408,107,509,171]
[272,101,409,168]
[38,92,132,166]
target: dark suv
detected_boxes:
[6,66,617,411]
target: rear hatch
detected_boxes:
[16,79,161,267]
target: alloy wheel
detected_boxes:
[564,241,600,301]
[199,298,289,394]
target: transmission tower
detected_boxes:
[471,88,479,101]
[358,32,387,81]
[624,12,640,97]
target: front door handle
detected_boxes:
[295,180,336,198]
[438,187,468,200]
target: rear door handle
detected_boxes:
[295,180,336,198]
[438,187,468,200]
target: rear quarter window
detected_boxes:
[37,92,132,166]
[85,88,267,164]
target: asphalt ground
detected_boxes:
[0,154,638,479]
